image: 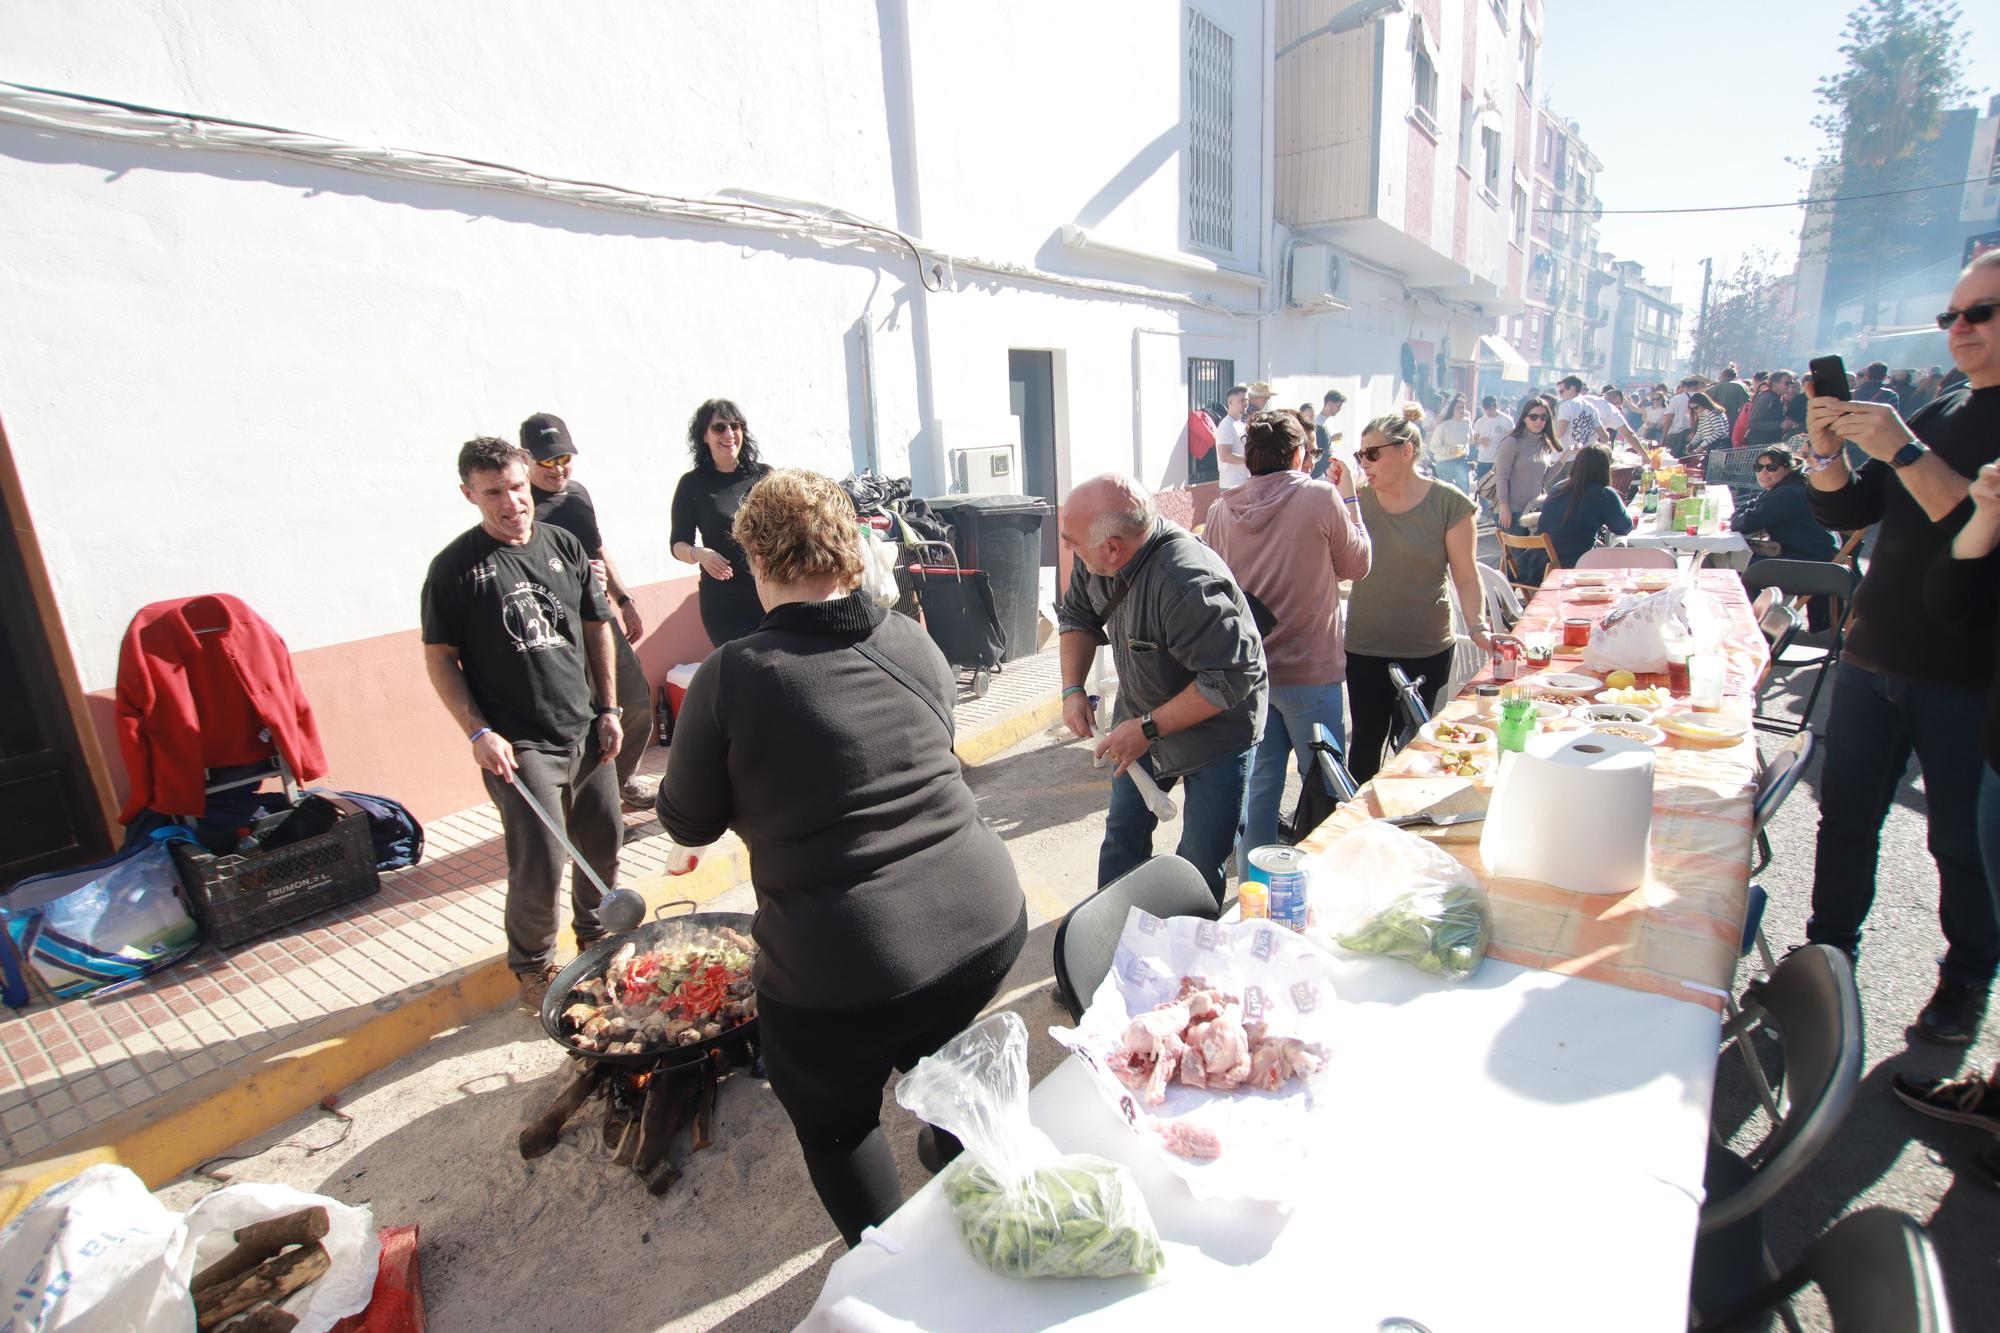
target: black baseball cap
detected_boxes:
[519,412,575,461]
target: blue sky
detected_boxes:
[1538,0,1998,317]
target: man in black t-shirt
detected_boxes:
[422,436,624,1010]
[520,412,656,813]
[1799,251,2000,1044]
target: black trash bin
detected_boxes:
[923,494,1053,663]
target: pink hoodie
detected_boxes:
[1204,470,1373,687]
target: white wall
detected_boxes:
[0,0,1271,690]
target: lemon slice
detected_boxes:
[1606,670,1637,689]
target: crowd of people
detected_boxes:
[410,248,2000,1247]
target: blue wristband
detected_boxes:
[469,727,492,744]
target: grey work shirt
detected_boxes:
[1058,518,1266,778]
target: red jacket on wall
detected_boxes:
[114,594,328,822]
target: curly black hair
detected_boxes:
[457,435,528,482]
[685,398,764,473]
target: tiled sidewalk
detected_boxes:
[0,641,1062,1169]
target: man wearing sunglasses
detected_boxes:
[1797,250,2000,1044]
[520,413,658,815]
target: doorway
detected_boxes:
[0,440,111,884]
[1008,350,1060,568]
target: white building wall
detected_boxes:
[0,0,1270,692]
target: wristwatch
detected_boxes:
[1139,713,1160,743]
[1889,441,1926,469]
[596,705,624,717]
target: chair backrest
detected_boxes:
[1753,731,1815,837]
[1700,1208,1952,1333]
[1495,528,1561,561]
[1700,943,1862,1234]
[1386,663,1432,747]
[1739,558,1861,605]
[1575,546,1676,570]
[1475,561,1525,631]
[1051,855,1218,1020]
[1831,528,1867,569]
[1286,723,1359,843]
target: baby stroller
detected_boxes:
[902,541,1005,699]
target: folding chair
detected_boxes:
[1283,723,1360,845]
[1574,545,1676,570]
[1739,559,1860,732]
[1496,529,1560,594]
[1694,1208,1952,1333]
[1051,855,1219,1021]
[1731,730,1818,1119]
[1386,663,1433,753]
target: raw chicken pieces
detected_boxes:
[1103,975,1327,1110]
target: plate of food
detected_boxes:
[1655,713,1751,744]
[1567,570,1618,585]
[1573,702,1655,725]
[1587,720,1667,746]
[1530,699,1569,723]
[1595,685,1674,708]
[1419,718,1495,750]
[1403,746,1491,778]
[1567,587,1617,604]
[1630,573,1675,592]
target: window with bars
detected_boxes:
[1187,356,1233,485]
[1186,10,1234,254]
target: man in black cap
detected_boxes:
[520,412,657,813]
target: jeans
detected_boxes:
[1434,456,1472,495]
[482,741,621,973]
[1807,662,1999,984]
[1238,682,1347,867]
[1100,748,1253,906]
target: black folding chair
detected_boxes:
[1051,855,1219,1021]
[1283,723,1360,845]
[1740,559,1861,732]
[1691,944,1863,1322]
[1696,1207,1953,1333]
[1386,663,1432,753]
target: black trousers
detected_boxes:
[756,907,1027,1246]
[1345,646,1455,784]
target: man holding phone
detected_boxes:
[1797,250,2000,1044]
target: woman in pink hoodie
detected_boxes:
[1204,412,1373,861]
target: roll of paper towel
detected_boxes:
[1478,731,1655,895]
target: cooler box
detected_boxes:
[664,663,702,719]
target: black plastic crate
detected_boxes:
[170,798,381,948]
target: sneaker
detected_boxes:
[517,962,561,1013]
[1916,976,1990,1046]
[1892,1070,2000,1135]
[620,777,661,812]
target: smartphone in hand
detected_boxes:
[1807,355,1850,402]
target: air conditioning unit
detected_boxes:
[953,444,1017,496]
[1288,244,1352,309]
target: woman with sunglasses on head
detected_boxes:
[1343,406,1491,783]
[671,398,775,648]
[1492,395,1560,584]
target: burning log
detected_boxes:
[519,1063,605,1159]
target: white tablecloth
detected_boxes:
[802,958,1720,1333]
[1625,530,1751,558]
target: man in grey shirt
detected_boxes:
[1058,474,1266,903]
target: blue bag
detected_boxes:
[0,828,203,1008]
[306,789,424,871]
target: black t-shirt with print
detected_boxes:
[420,522,613,751]
[531,480,604,558]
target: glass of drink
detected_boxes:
[1688,653,1726,711]
[1522,631,1556,666]
[1666,650,1691,695]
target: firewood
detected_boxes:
[220,1303,298,1333]
[190,1207,329,1295]
[519,1062,605,1159]
[195,1242,330,1330]
[691,1064,717,1152]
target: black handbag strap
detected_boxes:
[853,641,954,739]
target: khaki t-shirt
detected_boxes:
[1345,481,1476,659]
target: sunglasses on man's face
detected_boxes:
[535,454,573,468]
[1936,301,2000,331]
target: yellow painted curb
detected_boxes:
[0,691,1051,1219]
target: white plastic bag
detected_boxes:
[0,1165,189,1332]
[1581,585,1684,674]
[172,1184,378,1333]
[857,526,900,609]
[1306,822,1490,981]
[895,1012,1163,1279]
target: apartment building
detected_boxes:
[1508,106,1605,387]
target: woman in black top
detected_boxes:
[670,398,773,647]
[658,468,1027,1248]
[1733,446,1836,563]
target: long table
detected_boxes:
[802,573,1769,1332]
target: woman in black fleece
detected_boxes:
[657,468,1027,1246]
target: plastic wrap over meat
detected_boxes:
[1050,910,1344,1202]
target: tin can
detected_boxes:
[1247,845,1310,932]
[1489,635,1522,681]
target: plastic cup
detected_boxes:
[1688,653,1726,711]
[1667,653,1691,694]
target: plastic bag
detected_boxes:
[1306,822,1490,981]
[173,1184,379,1333]
[856,525,900,609]
[0,830,201,1007]
[0,1164,190,1332]
[1581,585,1686,675]
[895,1012,1164,1279]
